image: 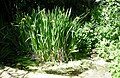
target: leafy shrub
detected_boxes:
[95,0,120,60]
[89,0,120,78]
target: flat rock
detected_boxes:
[0,71,11,78]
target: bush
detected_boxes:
[89,0,120,78]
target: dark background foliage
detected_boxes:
[0,0,99,65]
[0,0,98,22]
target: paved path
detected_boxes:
[0,59,112,78]
[0,66,80,78]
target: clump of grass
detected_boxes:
[16,7,88,62]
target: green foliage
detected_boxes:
[14,1,120,77]
[15,56,38,70]
[0,23,19,65]
[1,2,120,78]
[0,0,100,66]
[16,8,90,62]
[13,0,98,18]
[89,0,120,78]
